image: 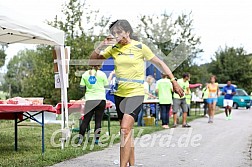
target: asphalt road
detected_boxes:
[51,108,252,167]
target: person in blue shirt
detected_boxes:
[222,80,236,120]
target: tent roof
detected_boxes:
[0,6,64,46]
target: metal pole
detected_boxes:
[14,113,17,151]
[42,111,45,155]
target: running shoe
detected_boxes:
[225,117,229,120]
[228,115,232,120]
[182,123,191,128]
[208,120,213,123]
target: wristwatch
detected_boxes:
[170,77,177,82]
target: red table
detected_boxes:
[55,100,113,114]
[55,100,113,135]
[0,104,57,155]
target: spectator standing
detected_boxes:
[155,73,173,128]
[172,73,191,128]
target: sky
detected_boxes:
[1,0,252,72]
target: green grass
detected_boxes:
[0,109,221,167]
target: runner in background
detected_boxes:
[222,80,236,120]
[207,75,220,123]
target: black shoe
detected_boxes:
[182,123,191,128]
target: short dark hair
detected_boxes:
[109,20,138,40]
[183,73,190,79]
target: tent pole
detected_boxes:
[55,46,68,149]
[60,46,69,128]
[60,86,64,149]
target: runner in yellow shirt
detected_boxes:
[89,20,184,167]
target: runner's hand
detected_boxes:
[172,81,184,97]
[96,35,116,52]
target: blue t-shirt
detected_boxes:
[223,85,236,100]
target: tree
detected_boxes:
[3,49,36,97]
[49,0,111,101]
[136,12,202,79]
[3,0,111,103]
[20,46,61,104]
[0,44,7,68]
[187,64,211,84]
[208,47,252,92]
[3,47,61,104]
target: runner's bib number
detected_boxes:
[210,92,217,98]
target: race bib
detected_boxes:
[227,90,232,94]
[210,92,217,98]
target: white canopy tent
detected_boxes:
[0,6,69,149]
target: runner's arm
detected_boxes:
[149,56,184,97]
[89,50,106,66]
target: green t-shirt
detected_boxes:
[80,70,109,100]
[173,78,189,99]
[202,87,209,99]
[185,89,191,104]
[156,78,173,104]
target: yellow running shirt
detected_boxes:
[208,83,218,98]
[102,40,155,97]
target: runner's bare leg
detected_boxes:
[120,114,135,167]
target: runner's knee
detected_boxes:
[121,127,132,137]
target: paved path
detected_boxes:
[51,109,252,167]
